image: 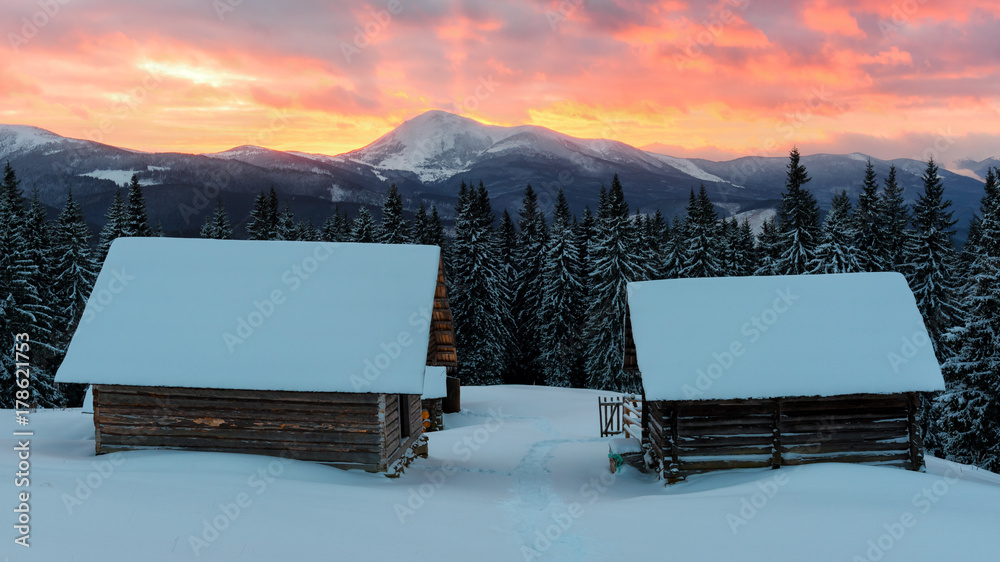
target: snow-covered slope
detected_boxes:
[4,385,998,561]
[0,124,81,156]
[339,110,731,185]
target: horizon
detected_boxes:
[2,1,998,170]
[0,113,990,177]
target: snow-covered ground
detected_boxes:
[3,385,999,561]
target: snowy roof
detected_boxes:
[422,366,448,400]
[56,238,441,395]
[627,272,945,402]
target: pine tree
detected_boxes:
[934,167,1000,471]
[812,191,863,274]
[378,184,409,244]
[447,182,510,385]
[201,200,232,240]
[539,189,585,387]
[98,190,127,261]
[755,217,782,276]
[509,185,549,384]
[734,219,758,277]
[661,214,685,279]
[584,174,643,393]
[902,158,962,357]
[274,204,296,240]
[0,167,59,407]
[680,185,723,278]
[577,206,597,301]
[879,165,910,271]
[123,174,152,237]
[855,159,884,272]
[412,201,428,245]
[351,207,377,243]
[775,148,821,275]
[426,204,445,248]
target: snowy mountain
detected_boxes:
[0,116,987,240]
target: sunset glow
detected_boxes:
[3,0,998,166]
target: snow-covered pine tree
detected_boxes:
[508,185,549,385]
[855,159,884,272]
[754,217,781,276]
[52,190,98,334]
[0,168,59,407]
[680,185,723,278]
[539,189,585,387]
[447,182,510,385]
[123,174,152,237]
[412,201,428,244]
[812,190,863,274]
[902,158,962,357]
[351,207,377,243]
[720,217,738,276]
[97,190,127,261]
[630,213,659,281]
[646,210,668,274]
[879,164,910,271]
[775,148,821,275]
[378,184,409,244]
[661,214,686,279]
[274,204,297,240]
[734,219,758,277]
[933,166,1000,471]
[201,200,233,240]
[426,204,445,248]
[295,219,319,241]
[576,206,596,297]
[583,174,644,393]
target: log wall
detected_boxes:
[427,259,458,370]
[93,385,424,473]
[646,393,921,479]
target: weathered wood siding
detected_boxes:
[421,397,444,432]
[646,393,921,479]
[93,385,424,472]
[427,259,458,370]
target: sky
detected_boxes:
[2,0,998,168]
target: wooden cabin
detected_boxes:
[421,366,447,432]
[56,238,457,474]
[624,272,945,482]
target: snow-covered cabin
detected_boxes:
[421,366,448,432]
[56,238,458,473]
[624,272,945,481]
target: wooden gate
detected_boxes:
[599,395,643,438]
[599,396,623,436]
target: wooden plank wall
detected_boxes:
[94,385,389,471]
[647,393,919,478]
[427,258,458,370]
